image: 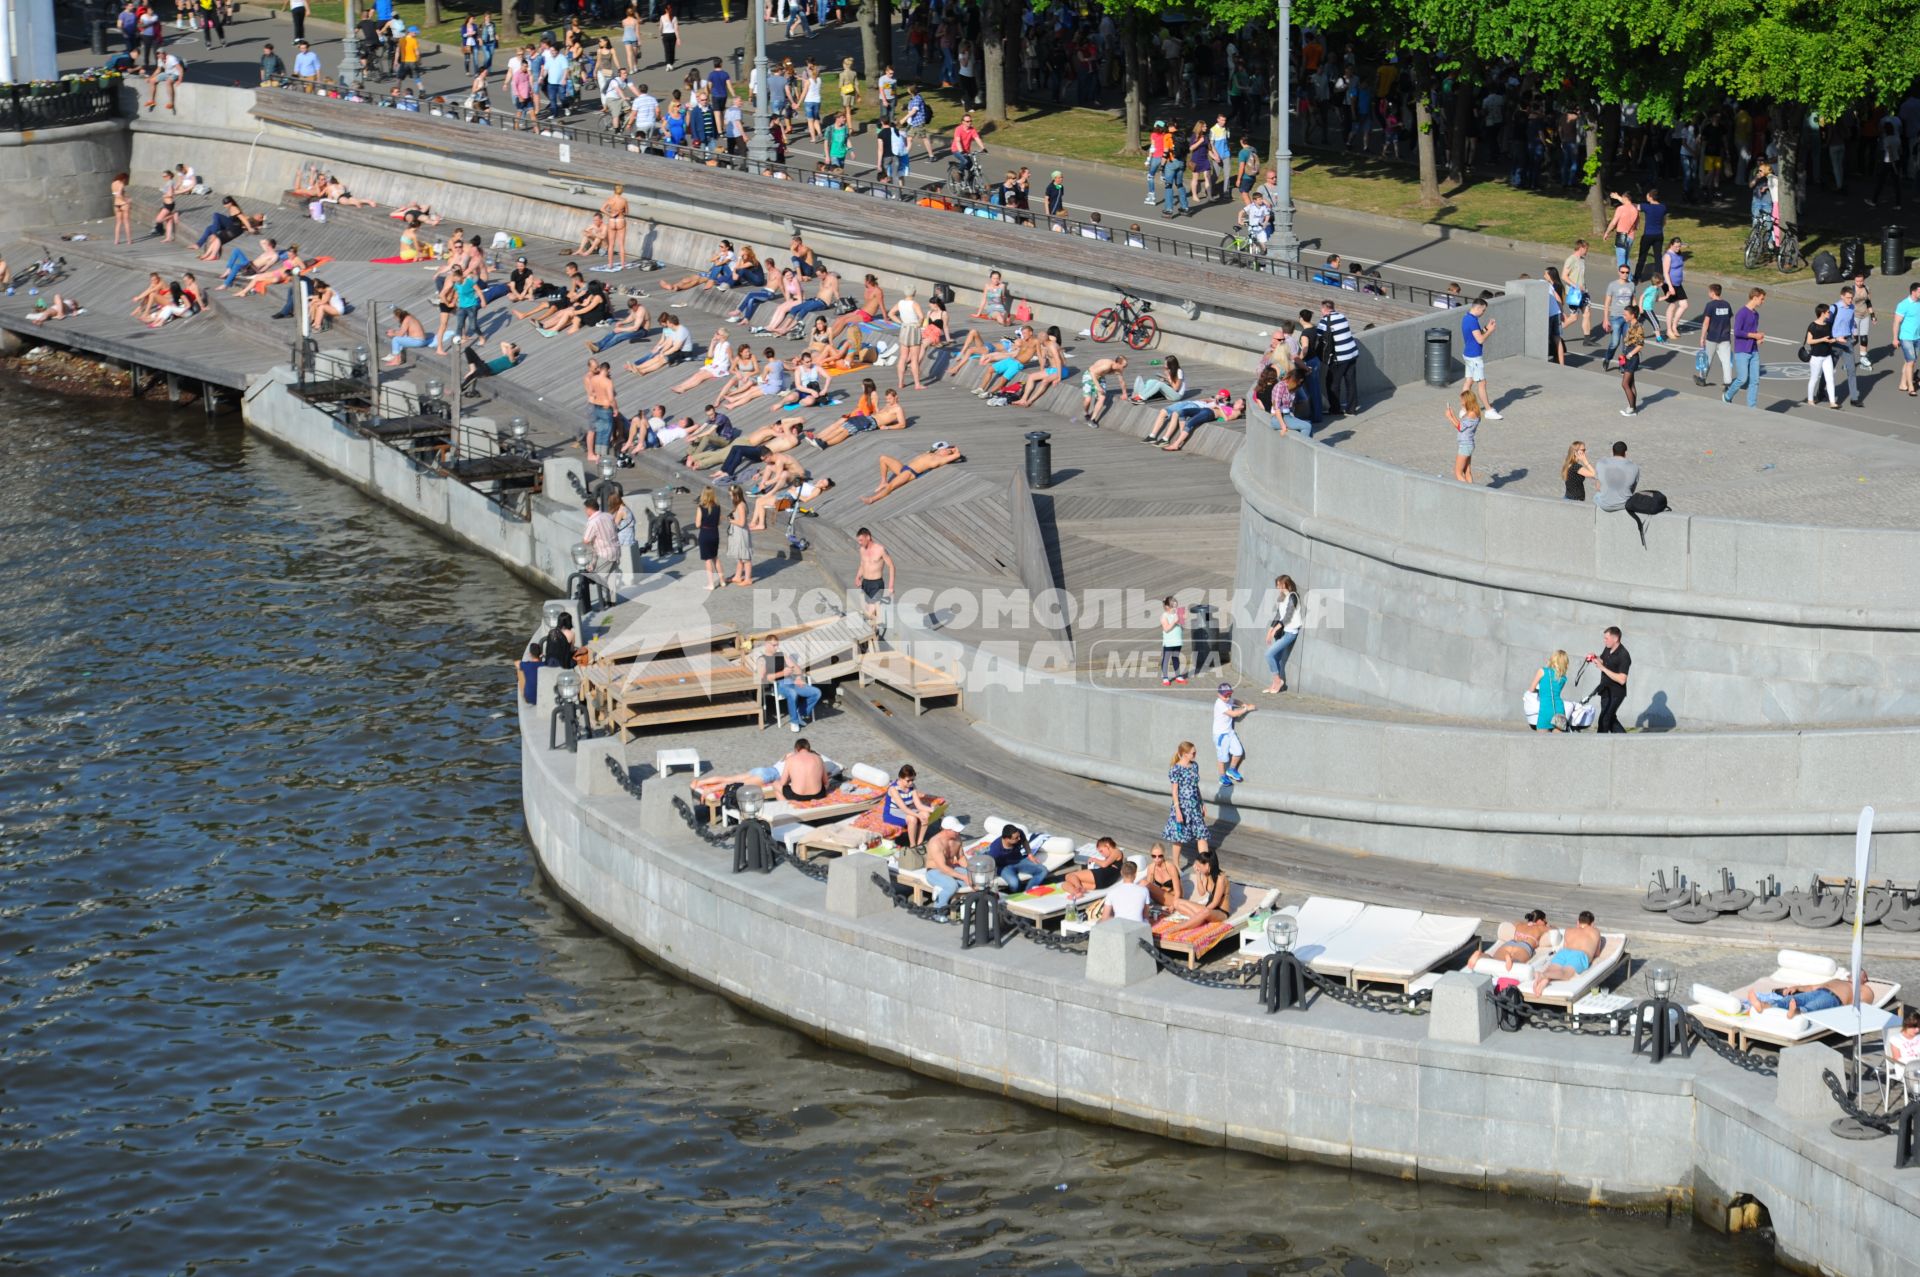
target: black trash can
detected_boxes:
[1884,225,1906,278]
[1423,326,1451,387]
[90,18,110,55]
[1024,431,1053,490]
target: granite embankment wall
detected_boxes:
[1232,405,1920,730]
[0,117,131,236]
[521,684,1920,1277]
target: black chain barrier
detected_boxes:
[1683,1013,1779,1077]
[872,870,959,925]
[785,853,831,883]
[1007,913,1089,956]
[673,796,736,848]
[603,754,646,801]
[1300,965,1432,1016]
[1137,939,1264,990]
[1824,1069,1898,1132]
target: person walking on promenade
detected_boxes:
[1697,283,1734,388]
[1723,288,1767,407]
[1211,682,1251,785]
[1602,262,1634,364]
[1659,238,1689,342]
[853,528,894,632]
[1832,285,1863,406]
[1896,281,1920,396]
[1446,388,1481,482]
[1604,190,1639,270]
[1587,627,1631,734]
[1618,308,1646,416]
[1262,575,1301,694]
[581,496,619,577]
[1163,741,1212,869]
[1805,302,1843,411]
[1317,299,1359,415]
[1160,134,1190,218]
[1632,188,1667,283]
[1561,239,1595,343]
[1530,650,1570,731]
[1460,297,1503,420]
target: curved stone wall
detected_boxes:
[518,694,1918,1277]
[1232,407,1920,729]
[0,115,131,236]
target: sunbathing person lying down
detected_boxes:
[1748,967,1865,1017]
[1531,910,1602,997]
[859,445,962,504]
[1468,909,1550,971]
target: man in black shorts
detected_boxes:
[854,527,894,630]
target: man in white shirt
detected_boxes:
[581,497,618,573]
[631,84,660,142]
[1211,682,1251,785]
[1097,859,1150,923]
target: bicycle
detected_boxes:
[946,147,986,201]
[1218,227,1267,258]
[1090,292,1159,350]
[1743,214,1803,274]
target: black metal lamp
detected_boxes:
[351,344,369,382]
[959,851,1009,949]
[549,668,584,752]
[1260,912,1310,1012]
[1631,959,1691,1064]
[730,784,778,873]
[567,540,608,620]
[505,416,532,458]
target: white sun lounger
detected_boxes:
[1302,905,1424,983]
[1349,912,1483,990]
[1470,930,1629,1007]
[1687,949,1904,1050]
[1275,897,1368,963]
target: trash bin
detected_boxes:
[90,19,110,55]
[1423,326,1451,387]
[1884,225,1906,278]
[1024,430,1053,490]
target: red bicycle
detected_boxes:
[1091,292,1159,350]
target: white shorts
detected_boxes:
[1215,730,1243,763]
[1463,355,1486,381]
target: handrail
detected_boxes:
[0,81,122,130]
[257,80,1472,312]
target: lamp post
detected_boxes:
[1631,959,1691,1064]
[550,668,584,751]
[339,0,362,89]
[746,0,772,170]
[731,784,779,872]
[1259,912,1309,1012]
[958,851,1009,948]
[1270,0,1299,263]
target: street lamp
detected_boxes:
[959,850,1009,948]
[1631,958,1691,1064]
[1270,0,1299,262]
[746,0,772,170]
[339,0,362,89]
[1259,911,1308,1012]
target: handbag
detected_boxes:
[1566,285,1584,308]
[895,845,926,870]
[1796,342,1810,361]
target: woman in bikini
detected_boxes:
[878,764,935,847]
[130,271,169,321]
[323,178,377,209]
[1469,910,1551,971]
[1141,843,1181,908]
[427,271,459,355]
[1061,837,1125,900]
[151,174,179,242]
[1007,325,1066,406]
[110,172,132,245]
[1166,849,1230,924]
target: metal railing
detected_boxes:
[259,81,1469,311]
[0,80,123,131]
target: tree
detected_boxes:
[499,0,517,41]
[979,0,1009,123]
[423,0,441,28]
[859,0,892,95]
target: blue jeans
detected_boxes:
[736,288,777,320]
[589,405,614,452]
[1726,350,1760,407]
[1265,632,1298,681]
[1301,357,1323,420]
[1757,988,1839,1013]
[1614,236,1631,270]
[590,327,646,353]
[1606,314,1627,362]
[1278,409,1310,435]
[454,304,480,341]
[1161,163,1189,214]
[925,868,964,908]
[998,856,1047,892]
[388,334,429,358]
[221,248,254,287]
[1145,154,1163,199]
[776,678,821,724]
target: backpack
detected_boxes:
[891,129,908,157]
[1624,490,1669,547]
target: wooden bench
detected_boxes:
[858,650,963,715]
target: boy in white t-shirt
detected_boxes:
[1212,682,1251,785]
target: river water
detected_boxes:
[0,386,1777,1275]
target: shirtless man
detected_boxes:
[1749,966,1865,1017]
[808,387,907,448]
[773,736,831,801]
[574,212,610,257]
[583,359,619,464]
[709,421,806,482]
[685,417,799,469]
[601,183,629,268]
[974,326,1039,398]
[922,816,970,910]
[1081,354,1128,425]
[1468,909,1550,972]
[847,527,896,625]
[1531,910,1603,997]
[749,472,832,531]
[764,269,841,337]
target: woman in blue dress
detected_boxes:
[1529,650,1569,731]
[1163,740,1211,865]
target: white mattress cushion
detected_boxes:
[1752,1006,1813,1036]
[1777,949,1838,980]
[1692,984,1743,1016]
[849,762,890,787]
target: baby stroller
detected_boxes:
[1521,661,1599,731]
[776,488,818,554]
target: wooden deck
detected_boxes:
[3,176,1261,667]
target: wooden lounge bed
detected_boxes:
[1687,950,1903,1051]
[1152,885,1281,968]
[1468,925,1631,1009]
[858,649,964,715]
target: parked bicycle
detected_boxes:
[1744,215,1804,274]
[1090,292,1159,350]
